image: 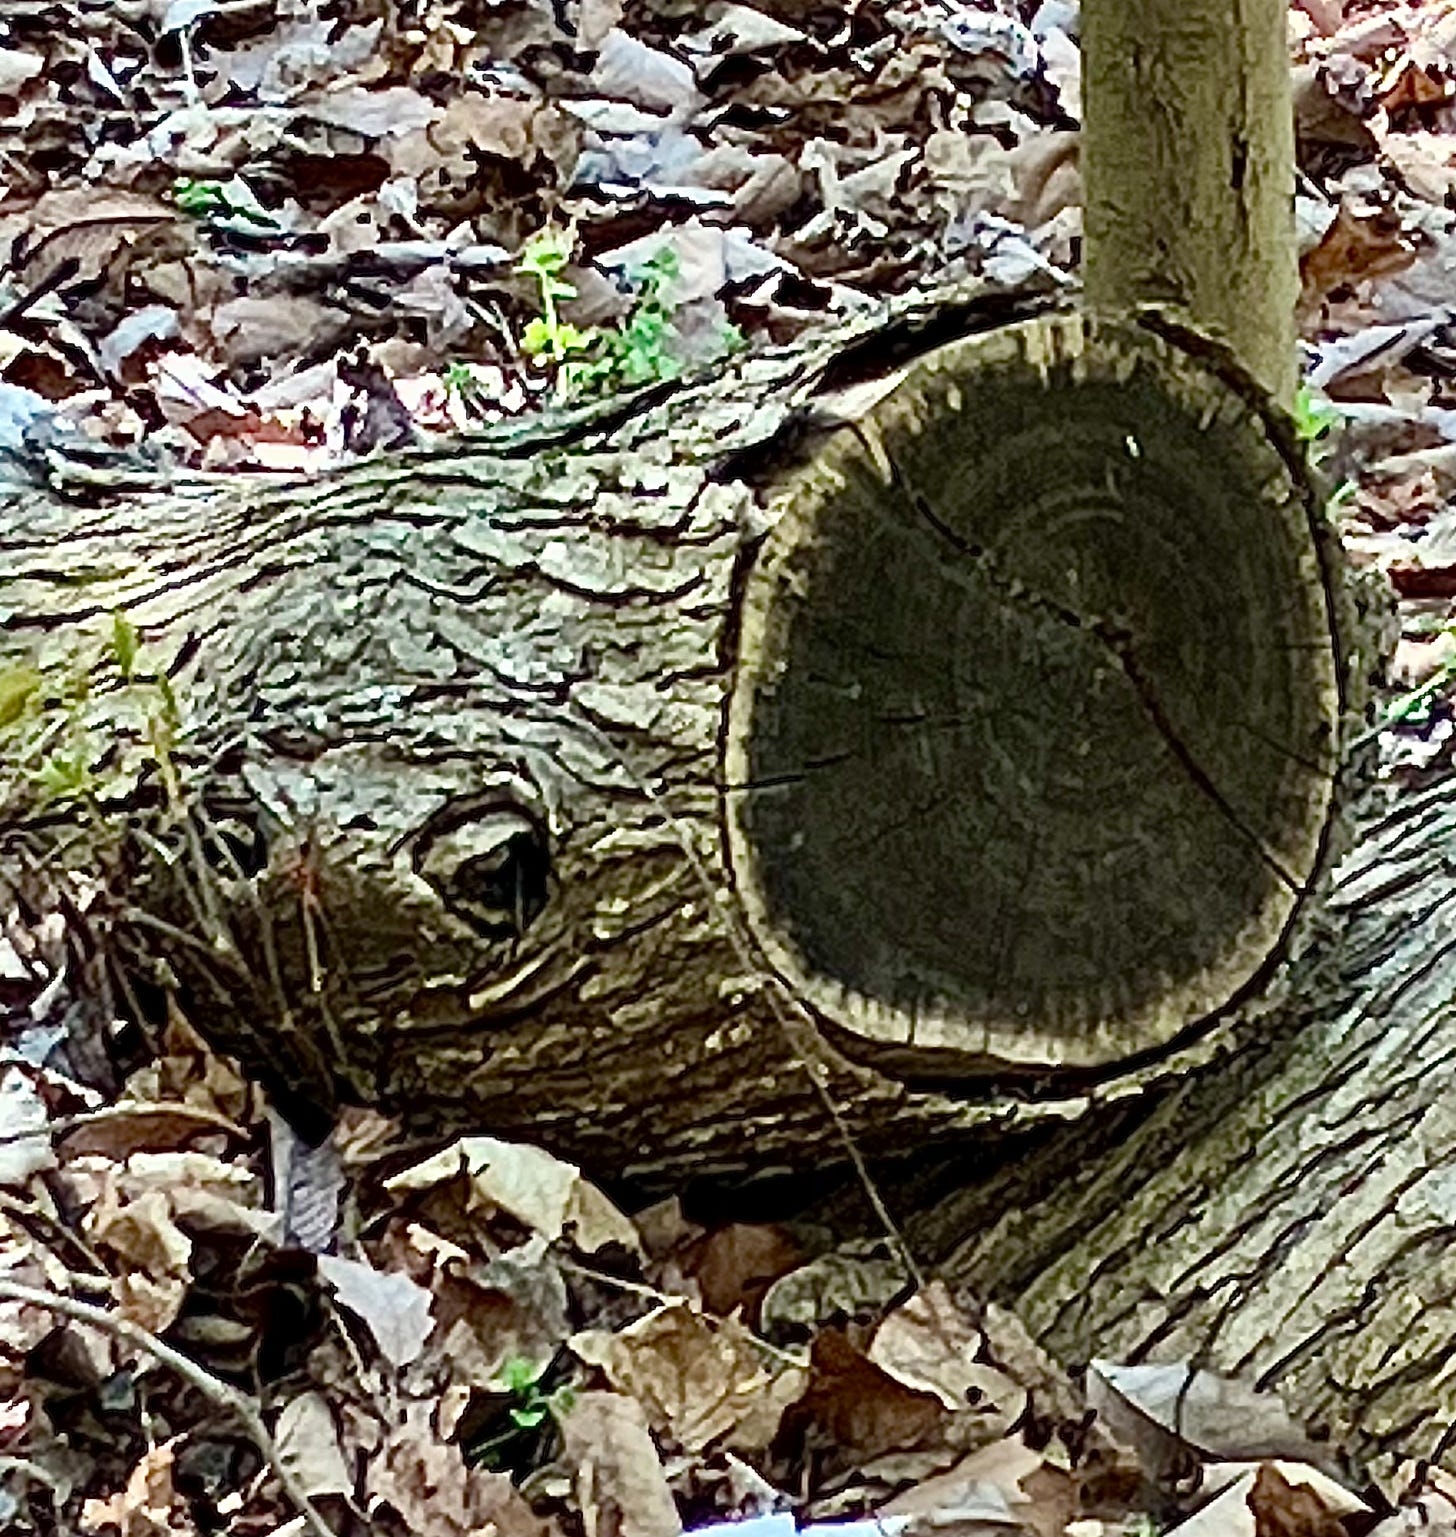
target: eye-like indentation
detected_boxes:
[412,799,551,939]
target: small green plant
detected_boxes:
[171,176,283,232]
[515,229,743,402]
[0,611,181,818]
[443,359,498,420]
[588,244,683,391]
[1292,382,1342,460]
[1124,1514,1163,1537]
[466,1356,576,1475]
[517,228,595,380]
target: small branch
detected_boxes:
[556,1258,811,1371]
[0,1279,338,1537]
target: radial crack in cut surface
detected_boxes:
[723,311,1344,1086]
[885,445,1310,897]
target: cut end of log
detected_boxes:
[724,311,1343,1080]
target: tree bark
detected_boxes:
[1081,0,1298,402]
[0,282,1364,1181]
[908,763,1456,1484]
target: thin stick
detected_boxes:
[0,1279,337,1537]
[555,1258,811,1371]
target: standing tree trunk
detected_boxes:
[1081,0,1298,402]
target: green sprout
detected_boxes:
[1,611,181,817]
[515,229,742,402]
[1292,382,1342,460]
[516,228,594,378]
[171,176,283,231]
[466,1356,576,1476]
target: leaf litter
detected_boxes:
[3,0,1456,1531]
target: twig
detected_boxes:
[555,1258,811,1371]
[0,1279,338,1537]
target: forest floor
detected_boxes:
[4,1,1456,1534]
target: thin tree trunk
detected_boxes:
[1081,0,1298,402]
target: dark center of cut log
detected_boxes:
[725,313,1342,1079]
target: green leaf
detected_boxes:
[551,323,593,354]
[36,751,93,800]
[509,1405,548,1429]
[110,612,140,679]
[1293,383,1341,444]
[498,1357,542,1394]
[517,231,573,278]
[521,317,556,358]
[172,177,228,217]
[0,666,42,731]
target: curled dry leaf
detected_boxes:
[773,1327,950,1482]
[385,1135,640,1256]
[678,1223,804,1321]
[870,1281,1026,1427]
[79,1438,195,1537]
[760,1245,914,1341]
[275,1390,352,1502]
[1086,1363,1321,1483]
[882,1433,1075,1537]
[1175,1463,1364,1537]
[317,1253,435,1369]
[368,1397,558,1537]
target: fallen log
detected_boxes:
[0,280,1372,1178]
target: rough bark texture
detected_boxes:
[1081,0,1298,402]
[0,282,1364,1183]
[906,763,1456,1483]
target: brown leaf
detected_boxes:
[369,1398,557,1537]
[1176,1463,1365,1537]
[774,1328,947,1477]
[679,1224,804,1320]
[88,1186,192,1279]
[113,1272,187,1335]
[385,1136,640,1256]
[1254,1457,1352,1530]
[80,1440,195,1537]
[870,1281,1025,1429]
[571,1300,807,1455]
[58,1103,246,1161]
[558,1391,681,1537]
[1301,205,1416,312]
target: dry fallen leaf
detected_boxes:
[317,1253,435,1368]
[385,1135,640,1255]
[79,1439,195,1537]
[558,1390,682,1537]
[275,1390,352,1502]
[571,1299,807,1454]
[870,1281,1026,1428]
[679,1223,804,1320]
[1087,1363,1321,1482]
[368,1397,557,1537]
[1174,1462,1364,1537]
